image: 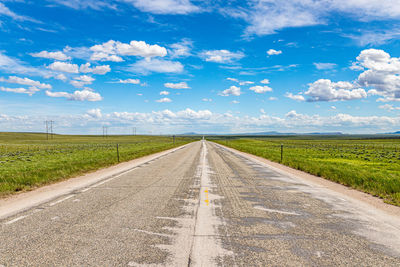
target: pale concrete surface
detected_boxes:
[1,140,399,266]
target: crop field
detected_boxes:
[213,136,400,206]
[0,132,196,196]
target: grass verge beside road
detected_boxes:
[0,133,196,196]
[213,137,400,206]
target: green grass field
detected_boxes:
[212,136,400,206]
[0,132,197,196]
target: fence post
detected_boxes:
[117,144,120,163]
[280,144,283,163]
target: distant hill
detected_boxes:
[179,131,344,136]
[237,131,343,136]
[386,131,400,134]
[180,132,198,135]
[307,132,343,135]
[240,131,295,135]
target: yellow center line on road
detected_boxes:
[204,188,209,206]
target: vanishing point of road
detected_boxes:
[1,141,400,266]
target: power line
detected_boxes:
[50,121,54,139]
[103,126,108,138]
[45,121,48,140]
[45,120,54,140]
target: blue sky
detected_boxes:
[1,0,400,134]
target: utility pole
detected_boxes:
[103,126,108,138]
[133,127,136,136]
[45,121,49,140]
[50,120,54,139]
[45,120,54,140]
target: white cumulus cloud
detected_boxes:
[86,108,102,118]
[0,76,51,89]
[46,88,102,101]
[169,39,192,58]
[54,74,67,81]
[226,77,239,82]
[0,86,40,96]
[117,78,141,84]
[379,104,400,112]
[123,0,200,15]
[267,49,282,56]
[285,92,305,101]
[156,97,172,103]
[227,78,254,86]
[164,82,189,89]
[200,50,244,64]
[260,79,270,84]
[305,79,367,102]
[219,85,241,96]
[70,75,95,88]
[90,40,167,61]
[306,49,400,102]
[49,62,79,73]
[80,63,111,75]
[91,52,123,62]
[355,49,400,101]
[249,85,273,93]
[30,51,71,61]
[239,81,254,86]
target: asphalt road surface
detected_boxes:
[1,141,400,266]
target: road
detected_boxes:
[1,140,400,266]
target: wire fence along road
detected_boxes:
[0,138,193,195]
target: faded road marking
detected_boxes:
[204,188,209,206]
[4,215,28,225]
[81,187,91,193]
[49,195,74,206]
[254,205,300,216]
[80,168,138,193]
